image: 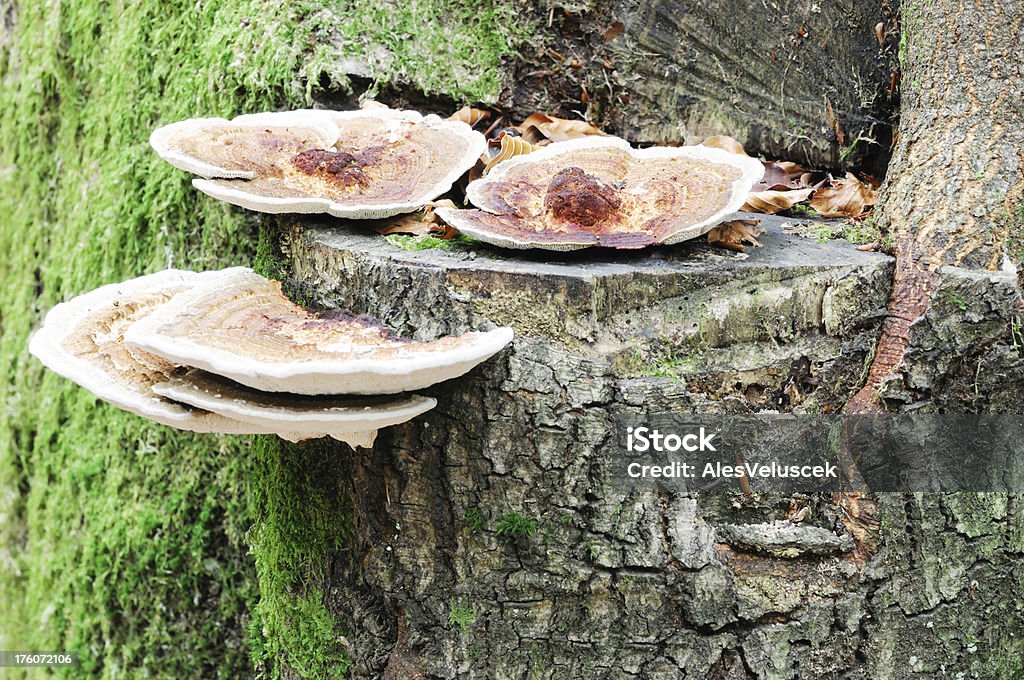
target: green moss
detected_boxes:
[495,512,537,540]
[464,507,486,533]
[246,437,353,679]
[0,1,527,678]
[330,0,533,103]
[802,218,880,246]
[385,232,477,251]
[447,598,477,634]
[944,291,968,312]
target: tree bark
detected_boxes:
[846,0,1024,412]
[258,2,1024,678]
[501,0,897,173]
[266,215,1024,678]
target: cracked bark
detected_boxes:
[846,0,1024,413]
[267,216,1024,678]
[261,3,1024,677]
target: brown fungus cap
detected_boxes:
[122,268,514,395]
[152,369,437,449]
[28,269,307,438]
[151,108,486,219]
[435,136,764,250]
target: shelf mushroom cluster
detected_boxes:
[151,106,763,251]
[30,268,513,447]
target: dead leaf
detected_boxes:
[753,160,807,191]
[377,200,459,238]
[515,113,607,142]
[701,135,747,156]
[809,173,878,218]
[484,132,542,174]
[708,219,763,251]
[825,97,845,145]
[518,124,549,145]
[603,21,625,40]
[742,187,815,214]
[448,106,491,127]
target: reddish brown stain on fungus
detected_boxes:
[291,148,376,188]
[543,167,622,228]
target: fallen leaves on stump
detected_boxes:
[515,113,607,143]
[484,132,542,174]
[809,173,878,218]
[701,135,747,156]
[708,219,763,251]
[377,199,459,239]
[754,160,810,191]
[742,187,815,214]
[699,136,820,212]
[448,106,491,127]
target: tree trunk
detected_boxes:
[846,0,1024,412]
[257,2,1024,678]
[262,212,1024,678]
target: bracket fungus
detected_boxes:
[27,268,496,447]
[151,108,486,219]
[122,267,514,395]
[434,136,764,250]
[27,269,307,439]
[152,370,437,449]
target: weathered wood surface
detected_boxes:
[324,1,898,172]
[501,0,898,172]
[269,216,1024,678]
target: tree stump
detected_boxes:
[269,216,1024,678]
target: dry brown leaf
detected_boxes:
[448,106,491,127]
[708,219,764,251]
[377,199,459,238]
[377,213,433,236]
[742,187,814,214]
[754,160,808,191]
[518,125,550,145]
[603,21,625,40]
[515,113,607,142]
[701,135,747,156]
[809,173,878,218]
[484,133,542,174]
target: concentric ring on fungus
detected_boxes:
[153,369,438,449]
[434,136,765,250]
[150,108,487,219]
[27,269,307,438]
[122,268,514,396]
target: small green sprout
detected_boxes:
[463,507,486,533]
[495,511,537,539]
[448,598,477,634]
[944,291,968,311]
